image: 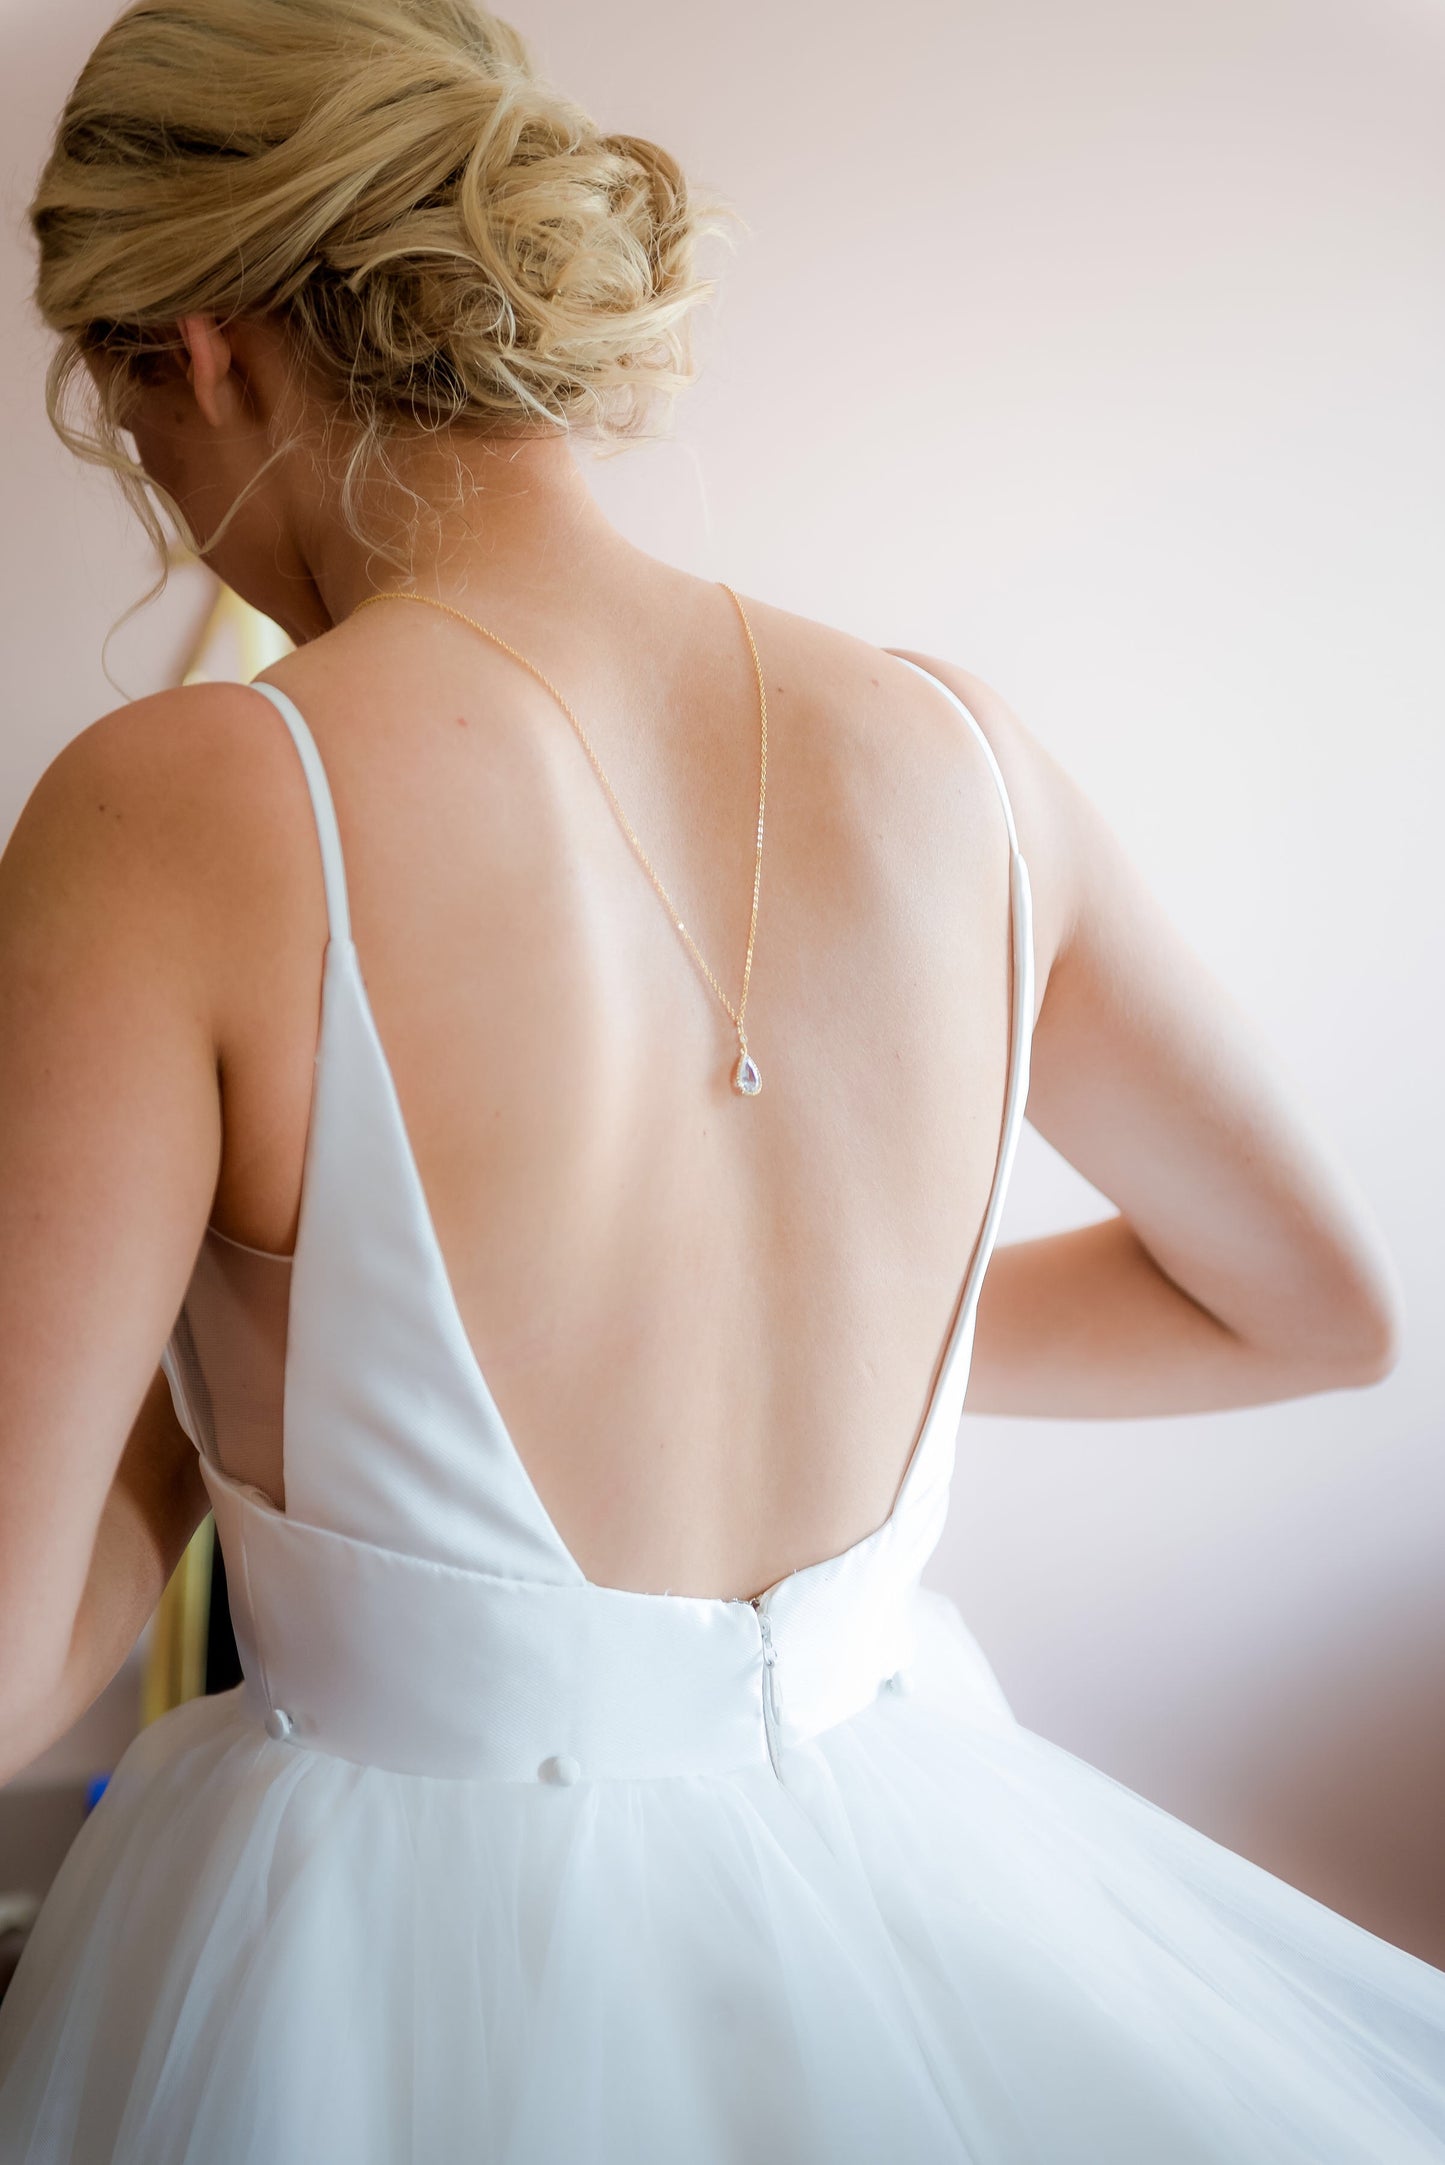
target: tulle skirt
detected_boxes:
[2,1594,1442,2164]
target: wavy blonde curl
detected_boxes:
[27,0,739,617]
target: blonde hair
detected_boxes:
[28,0,736,602]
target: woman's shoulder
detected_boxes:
[2,678,328,981]
[716,593,1058,815]
[18,677,306,832]
[735,600,1075,957]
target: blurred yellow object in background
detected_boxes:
[175,557,294,688]
[140,1520,214,1727]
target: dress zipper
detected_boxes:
[750,1594,784,1780]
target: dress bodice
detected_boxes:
[161,661,1036,1786]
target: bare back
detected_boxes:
[201,573,1035,1599]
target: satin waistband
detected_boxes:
[203,1461,941,1784]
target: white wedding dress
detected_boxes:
[1,662,1442,2163]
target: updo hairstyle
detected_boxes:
[28,0,735,584]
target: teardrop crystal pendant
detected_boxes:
[732,1048,762,1097]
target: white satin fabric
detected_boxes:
[1,663,1442,2163]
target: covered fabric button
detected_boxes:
[537,1754,581,1786]
[888,1670,913,1698]
[264,1706,295,1741]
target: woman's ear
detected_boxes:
[175,313,241,428]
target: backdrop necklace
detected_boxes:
[348,581,769,1098]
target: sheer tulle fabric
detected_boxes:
[3,1600,1442,2165]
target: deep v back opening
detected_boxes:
[224,665,1034,1606]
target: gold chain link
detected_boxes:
[347,582,769,1071]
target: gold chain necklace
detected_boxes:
[348,581,768,1097]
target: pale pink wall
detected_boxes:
[3,0,1442,1960]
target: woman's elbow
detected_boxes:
[1321,1255,1407,1389]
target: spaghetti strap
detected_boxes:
[892,653,1039,1238]
[956,840,1034,1325]
[249,677,353,945]
[889,651,1036,1311]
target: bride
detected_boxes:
[0,1,1440,2159]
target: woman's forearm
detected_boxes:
[0,1369,208,1786]
[965,1214,1400,1420]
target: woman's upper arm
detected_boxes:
[0,696,226,1701]
[887,651,1404,1372]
